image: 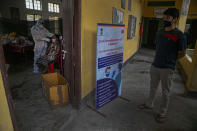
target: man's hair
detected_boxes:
[52,34,60,43]
[163,8,179,19]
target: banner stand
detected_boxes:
[85,90,107,117]
[118,96,131,102]
[96,23,126,109]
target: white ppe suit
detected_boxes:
[31,19,53,73]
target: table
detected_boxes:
[3,43,34,64]
[7,44,34,54]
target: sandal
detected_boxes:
[155,113,167,123]
[138,104,153,110]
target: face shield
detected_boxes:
[36,19,44,26]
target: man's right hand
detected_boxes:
[178,50,186,59]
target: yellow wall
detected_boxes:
[178,12,190,86]
[189,44,197,91]
[144,0,182,18]
[81,0,144,98]
[143,0,197,19]
[177,0,197,91]
[0,69,14,131]
[179,42,197,91]
[178,15,188,31]
[191,50,197,90]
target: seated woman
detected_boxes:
[37,35,60,73]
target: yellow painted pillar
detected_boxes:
[178,0,197,91]
[0,69,14,131]
[178,0,190,79]
[178,0,190,31]
[178,15,188,31]
[188,43,197,91]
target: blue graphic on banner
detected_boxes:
[96,78,118,109]
[96,23,125,109]
[98,53,123,69]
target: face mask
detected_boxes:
[52,39,56,43]
[163,20,172,27]
[106,72,110,77]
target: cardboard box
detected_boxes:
[42,73,69,108]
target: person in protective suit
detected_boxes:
[31,19,53,73]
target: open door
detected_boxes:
[147,20,159,49]
[62,0,81,108]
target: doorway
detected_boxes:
[186,19,197,49]
[141,18,163,49]
[147,20,159,49]
[0,0,81,130]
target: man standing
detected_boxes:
[138,8,187,123]
[31,19,53,73]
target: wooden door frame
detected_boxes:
[0,42,18,131]
[139,16,144,49]
[62,0,81,108]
